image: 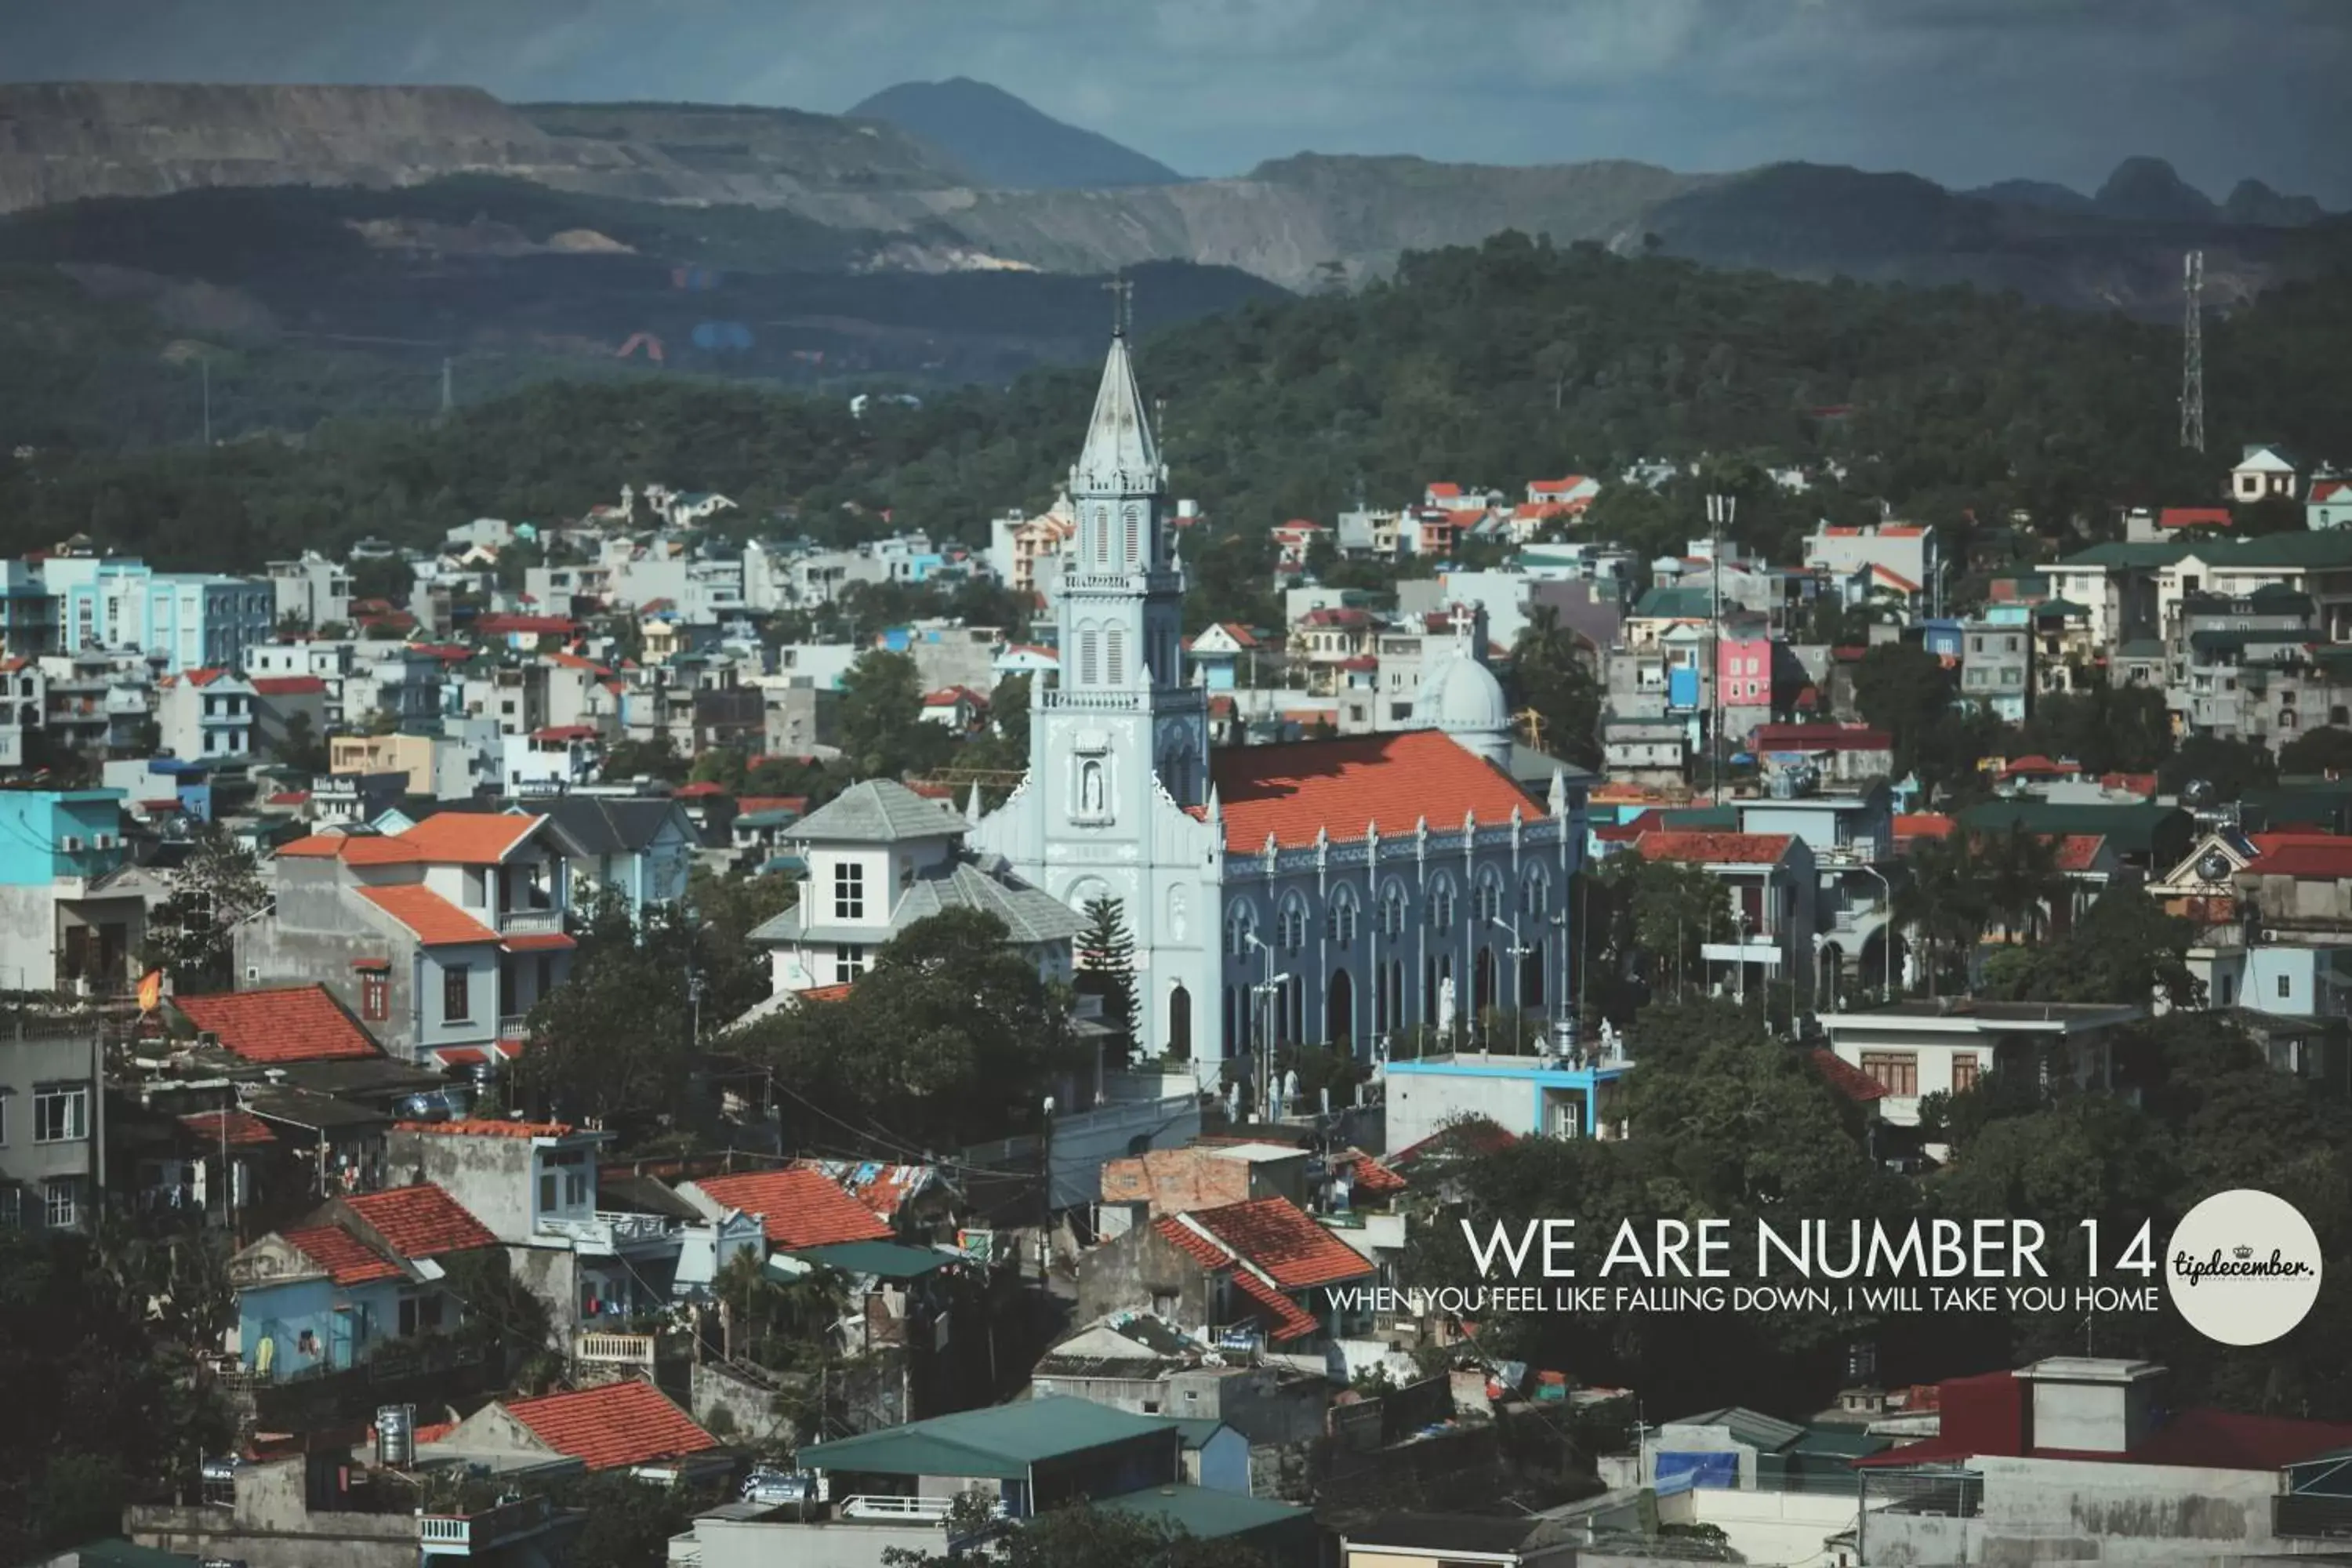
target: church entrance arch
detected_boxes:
[1167,982,1192,1062]
[1327,968,1355,1053]
[1474,946,1497,1015]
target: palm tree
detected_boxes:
[1894,833,1991,998]
[1980,829,2067,944]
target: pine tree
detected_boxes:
[1074,895,1138,1066]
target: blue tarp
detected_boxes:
[1655,1451,1739,1490]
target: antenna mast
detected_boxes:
[2180,250,2205,453]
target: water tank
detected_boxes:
[377,1403,416,1467]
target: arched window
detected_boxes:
[1475,870,1503,923]
[1278,895,1308,953]
[1325,888,1359,945]
[1524,870,1548,920]
[1123,507,1142,566]
[1428,877,1455,930]
[1079,626,1100,685]
[1225,902,1258,958]
[1105,626,1125,686]
[1377,881,1407,938]
[1093,506,1111,567]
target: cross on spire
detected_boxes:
[1103,274,1134,337]
[1449,601,1476,648]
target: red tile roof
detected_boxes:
[358,883,499,946]
[278,833,421,865]
[796,982,856,1004]
[2159,506,2234,530]
[501,1380,719,1471]
[1752,724,1892,753]
[343,1185,496,1258]
[2249,833,2352,878]
[1857,1403,2352,1472]
[2100,771,2158,799]
[398,812,544,865]
[1998,754,2079,779]
[1634,830,1795,867]
[1426,482,1463,498]
[1895,813,1956,841]
[1231,1268,1323,1341]
[2314,480,2350,504]
[692,1168,894,1249]
[1811,1049,1888,1103]
[1177,1197,1374,1289]
[1210,731,1543,853]
[2053,834,2108,873]
[395,1118,577,1138]
[174,985,380,1063]
[501,931,576,953]
[180,1109,278,1147]
[1337,1149,1407,1196]
[284,1224,403,1285]
[1388,1118,1519,1167]
[250,675,328,696]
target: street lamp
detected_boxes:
[1857,865,1896,1003]
[1490,916,1532,1054]
[1242,931,1290,1119]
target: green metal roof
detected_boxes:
[2059,532,2352,572]
[1634,586,1715,620]
[1159,1417,1229,1450]
[2054,541,2194,569]
[2115,639,2166,659]
[786,1241,953,1280]
[1661,805,1738,830]
[1092,1483,1312,1541]
[1958,800,2187,856]
[2033,597,2091,618]
[1665,1406,1806,1453]
[45,1543,204,1568]
[798,1396,1174,1478]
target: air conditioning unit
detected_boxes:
[2262,928,2282,942]
[61,836,85,852]
[94,833,116,850]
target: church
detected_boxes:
[971,329,1590,1083]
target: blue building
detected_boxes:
[38,553,274,673]
[0,789,152,993]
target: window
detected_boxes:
[463,867,487,909]
[1859,1052,1918,1098]
[1326,895,1358,945]
[833,944,868,985]
[1106,628,1125,686]
[1079,630,1100,684]
[833,862,866,920]
[1225,910,1255,958]
[361,971,390,1022]
[1124,509,1142,565]
[44,1179,78,1229]
[1475,875,1501,922]
[1950,1054,1980,1094]
[1378,886,1406,938]
[539,1173,557,1212]
[442,965,471,1024]
[1277,899,1307,953]
[0,1186,16,1228]
[0,1089,9,1146]
[1430,882,1455,929]
[33,1085,87,1144]
[564,1172,587,1207]
[1524,876,1547,919]
[2280,972,2294,1000]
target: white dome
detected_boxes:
[1417,652,1511,737]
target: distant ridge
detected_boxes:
[849,77,1184,190]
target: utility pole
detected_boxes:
[441,355,455,418]
[1705,492,1735,803]
[2181,250,2205,453]
[200,357,212,448]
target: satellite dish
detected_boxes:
[2198,851,2233,884]
[2183,779,2217,808]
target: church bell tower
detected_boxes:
[1033,324,1207,825]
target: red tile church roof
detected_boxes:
[1209,731,1543,853]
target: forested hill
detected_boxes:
[6,234,2351,576]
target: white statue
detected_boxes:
[1168,885,1187,942]
[1080,761,1105,815]
[1437,975,1457,1036]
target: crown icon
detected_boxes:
[2233,1245,2254,1259]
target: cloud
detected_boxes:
[0,0,2344,203]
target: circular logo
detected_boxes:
[2165,1189,2323,1346]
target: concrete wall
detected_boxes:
[128,1460,417,1568]
[0,1030,102,1200]
[1073,1222,1217,1335]
[1685,1487,1857,1566]
[680,1515,942,1568]
[1970,1454,2294,1564]
[0,884,61,991]
[692,1359,797,1446]
[388,1129,535,1241]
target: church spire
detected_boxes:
[1072,327,1163,496]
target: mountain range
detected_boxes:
[0,78,2345,388]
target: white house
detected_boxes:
[2231,443,2299,503]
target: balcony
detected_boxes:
[420,1494,559,1556]
[535,1210,682,1255]
[496,1014,532,1044]
[1038,685,1205,716]
[499,908,564,936]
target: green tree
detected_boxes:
[2159,734,2278,802]
[838,649,953,780]
[1618,856,1731,1000]
[1074,895,1139,1066]
[142,825,268,992]
[561,1473,699,1568]
[271,709,330,775]
[1981,891,2203,1011]
[739,909,1084,1151]
[1979,827,2067,942]
[1852,642,1964,793]
[1507,604,1602,769]
[1894,830,1991,997]
[603,734,688,785]
[2279,725,2352,777]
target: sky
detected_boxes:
[6,0,2350,206]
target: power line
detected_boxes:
[2181,249,2205,454]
